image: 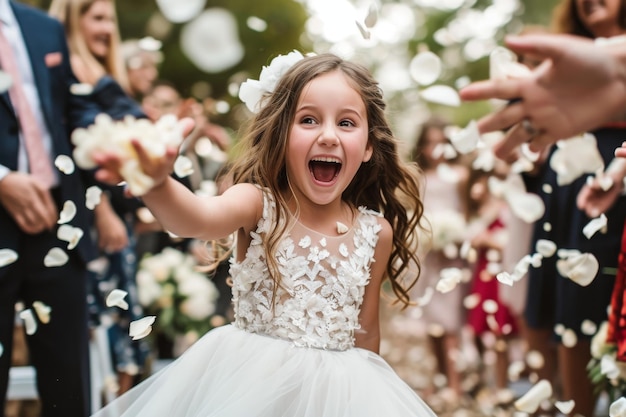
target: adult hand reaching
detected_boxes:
[0,172,57,234]
[460,34,626,159]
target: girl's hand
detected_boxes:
[93,118,195,192]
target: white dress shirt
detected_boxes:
[0,0,57,185]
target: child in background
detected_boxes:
[410,118,470,406]
[465,168,517,405]
[90,53,436,416]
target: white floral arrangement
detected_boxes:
[587,321,626,402]
[136,247,221,345]
[238,50,305,113]
[71,114,186,196]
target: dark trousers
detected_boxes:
[0,226,90,417]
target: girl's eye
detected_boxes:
[339,120,354,127]
[301,117,316,124]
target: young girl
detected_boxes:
[91,53,436,416]
[410,118,469,404]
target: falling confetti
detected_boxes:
[57,201,77,224]
[106,289,129,310]
[19,309,37,335]
[0,249,18,268]
[129,316,156,340]
[514,379,553,413]
[43,248,69,267]
[32,301,51,324]
[54,155,75,174]
[174,155,194,178]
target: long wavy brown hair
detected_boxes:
[229,53,424,307]
[551,0,626,37]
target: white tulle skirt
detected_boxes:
[91,325,435,417]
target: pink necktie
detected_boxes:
[0,22,55,188]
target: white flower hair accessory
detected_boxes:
[238,50,305,113]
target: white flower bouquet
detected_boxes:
[136,247,220,344]
[587,321,626,401]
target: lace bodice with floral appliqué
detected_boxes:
[230,193,383,351]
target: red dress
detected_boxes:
[467,218,518,336]
[607,221,626,361]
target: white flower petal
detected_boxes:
[555,400,575,415]
[550,134,604,186]
[556,252,599,286]
[483,299,499,314]
[535,239,557,258]
[69,83,94,95]
[364,3,378,28]
[57,224,84,250]
[174,155,194,178]
[0,249,18,268]
[181,9,244,73]
[355,20,370,40]
[129,316,156,340]
[409,51,442,86]
[0,70,13,93]
[525,350,545,369]
[246,16,267,32]
[583,214,608,239]
[581,320,597,336]
[137,36,162,51]
[19,309,37,335]
[120,160,155,197]
[32,301,51,324]
[449,120,480,154]
[420,85,461,107]
[610,397,626,417]
[336,222,349,234]
[156,0,206,23]
[54,155,75,175]
[57,201,77,224]
[463,293,481,310]
[44,248,69,267]
[561,328,578,348]
[514,379,553,413]
[496,272,513,286]
[85,186,102,210]
[490,46,531,80]
[106,289,129,310]
[505,191,545,223]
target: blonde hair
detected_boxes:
[49,0,129,91]
[230,53,424,307]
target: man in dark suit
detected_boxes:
[0,1,102,415]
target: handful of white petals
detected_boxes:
[71,114,185,196]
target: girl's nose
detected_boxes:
[317,124,339,146]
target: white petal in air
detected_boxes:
[561,328,578,348]
[32,301,51,324]
[505,191,545,224]
[137,36,163,51]
[106,289,129,310]
[555,400,575,415]
[449,120,480,154]
[535,239,557,258]
[44,248,69,267]
[174,155,194,178]
[610,397,626,417]
[355,20,370,40]
[583,214,608,239]
[156,0,206,23]
[0,70,13,93]
[86,186,102,210]
[420,85,461,107]
[129,316,156,340]
[19,309,37,335]
[69,83,94,95]
[57,201,77,224]
[496,272,513,286]
[181,9,244,73]
[581,320,597,335]
[525,350,545,369]
[556,252,599,286]
[489,46,532,80]
[54,155,75,175]
[57,224,84,250]
[246,16,267,32]
[364,3,378,28]
[0,249,18,268]
[409,51,442,86]
[514,379,553,413]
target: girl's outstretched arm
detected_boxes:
[140,179,263,241]
[355,218,393,354]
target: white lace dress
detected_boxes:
[91,194,435,417]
